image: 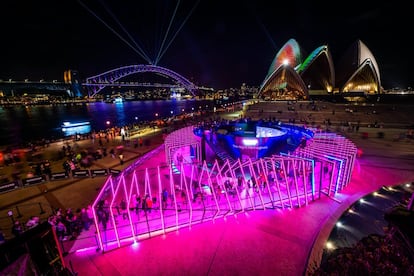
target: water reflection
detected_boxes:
[0,99,214,146]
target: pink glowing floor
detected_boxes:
[63,129,414,275]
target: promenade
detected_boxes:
[0,126,165,238]
[1,101,414,275]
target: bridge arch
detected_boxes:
[84,64,198,97]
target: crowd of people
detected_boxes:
[47,206,95,241]
[311,232,414,275]
[5,206,95,242]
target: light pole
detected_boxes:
[7,210,14,224]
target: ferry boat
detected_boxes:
[61,121,91,136]
[104,95,124,103]
[113,97,123,104]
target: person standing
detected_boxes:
[142,195,148,213]
[86,205,94,227]
[162,188,169,209]
[135,196,141,215]
[145,195,153,213]
[12,221,23,237]
[81,208,90,231]
[119,153,124,165]
[237,176,243,188]
[120,199,127,220]
[120,127,126,141]
[0,230,5,244]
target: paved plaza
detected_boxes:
[1,102,414,275]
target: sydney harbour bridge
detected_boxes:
[0,64,208,98]
[83,64,200,98]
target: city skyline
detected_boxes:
[2,0,412,90]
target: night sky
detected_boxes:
[1,0,412,90]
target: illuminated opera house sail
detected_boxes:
[335,40,381,95]
[260,39,309,100]
[259,38,381,100]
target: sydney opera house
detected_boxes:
[258,38,382,100]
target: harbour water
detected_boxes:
[0,99,217,147]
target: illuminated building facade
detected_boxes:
[259,39,381,100]
[64,69,84,97]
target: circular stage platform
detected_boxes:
[193,120,314,160]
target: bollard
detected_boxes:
[94,234,101,252]
[39,202,45,214]
[69,260,76,275]
[60,238,68,256]
[16,206,23,218]
[8,210,15,224]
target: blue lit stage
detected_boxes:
[194,121,314,160]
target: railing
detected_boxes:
[0,167,122,196]
[0,201,54,240]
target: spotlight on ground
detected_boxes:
[325,241,335,250]
[132,241,140,249]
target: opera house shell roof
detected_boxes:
[259,39,381,100]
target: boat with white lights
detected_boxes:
[61,121,91,136]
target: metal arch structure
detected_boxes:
[84,64,198,98]
[91,127,358,253]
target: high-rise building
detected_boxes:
[64,69,84,97]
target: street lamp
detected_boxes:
[8,210,14,224]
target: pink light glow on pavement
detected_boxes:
[64,126,414,276]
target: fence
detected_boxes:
[0,168,122,195]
